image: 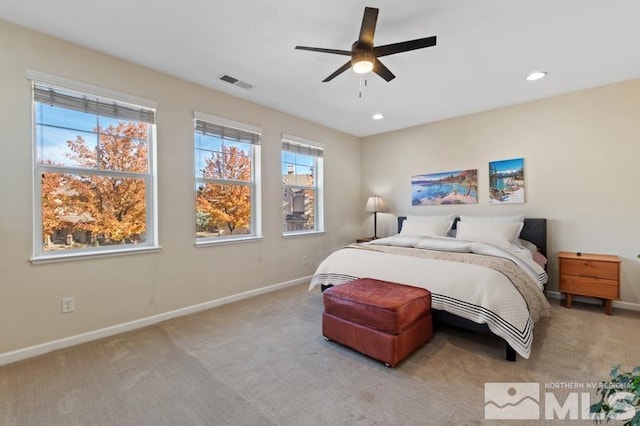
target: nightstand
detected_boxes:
[356,237,375,243]
[558,252,620,315]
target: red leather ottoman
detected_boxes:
[322,278,433,367]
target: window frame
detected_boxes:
[194,112,262,246]
[29,71,159,264]
[281,134,324,236]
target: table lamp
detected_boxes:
[365,195,387,239]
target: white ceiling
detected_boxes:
[2,0,640,137]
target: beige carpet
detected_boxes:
[1,283,638,425]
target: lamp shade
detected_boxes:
[365,196,387,213]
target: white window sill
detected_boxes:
[30,245,161,265]
[282,230,326,239]
[195,236,264,247]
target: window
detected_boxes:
[282,136,324,234]
[194,113,261,243]
[32,77,157,260]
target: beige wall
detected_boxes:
[362,79,640,305]
[2,16,638,357]
[0,20,362,354]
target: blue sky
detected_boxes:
[36,103,141,167]
[490,158,523,173]
[194,133,250,178]
[412,170,466,182]
[39,102,314,179]
[281,151,313,176]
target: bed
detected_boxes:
[309,216,551,361]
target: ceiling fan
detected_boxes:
[295,6,437,82]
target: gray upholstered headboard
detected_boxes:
[397,216,547,257]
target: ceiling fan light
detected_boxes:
[353,58,374,74]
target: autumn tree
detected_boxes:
[41,161,71,245]
[196,146,251,235]
[61,122,149,244]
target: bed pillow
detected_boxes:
[404,215,455,235]
[532,251,548,268]
[456,221,524,249]
[406,214,455,223]
[459,214,525,224]
[399,218,452,237]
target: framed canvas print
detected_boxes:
[412,169,478,205]
[489,158,525,204]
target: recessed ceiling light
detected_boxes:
[526,71,548,81]
[372,113,384,120]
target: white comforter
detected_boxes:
[310,236,550,359]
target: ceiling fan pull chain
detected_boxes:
[358,77,370,99]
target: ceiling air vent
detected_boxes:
[219,74,253,90]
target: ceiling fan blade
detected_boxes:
[295,46,352,56]
[322,61,353,82]
[358,7,379,46]
[373,59,395,82]
[373,36,437,57]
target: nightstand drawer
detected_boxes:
[559,275,619,299]
[560,259,618,280]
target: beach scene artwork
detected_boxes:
[411,169,478,205]
[489,157,525,204]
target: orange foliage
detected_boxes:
[41,164,70,238]
[196,146,252,234]
[42,122,149,245]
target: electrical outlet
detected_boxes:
[61,297,75,313]
[302,256,308,265]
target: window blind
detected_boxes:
[195,120,260,145]
[33,84,156,124]
[282,140,323,157]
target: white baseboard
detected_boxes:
[546,290,640,312]
[0,276,311,367]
